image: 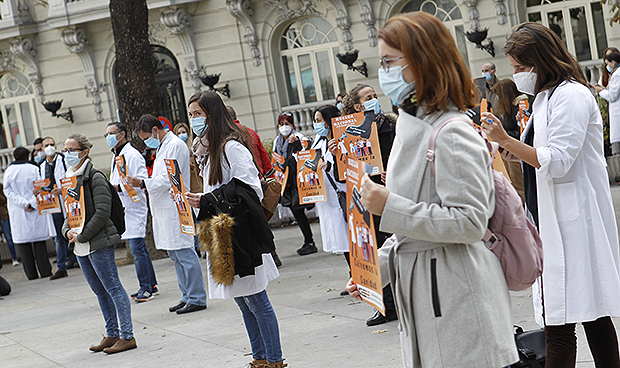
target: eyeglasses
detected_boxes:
[379,56,404,72]
[103,132,121,138]
[61,148,84,154]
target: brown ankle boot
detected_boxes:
[247,359,267,367]
[265,360,287,368]
[102,337,137,354]
[89,336,119,352]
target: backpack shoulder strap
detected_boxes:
[426,117,471,176]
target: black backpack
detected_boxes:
[88,169,126,235]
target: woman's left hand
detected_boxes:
[319,161,328,171]
[67,230,78,243]
[360,173,389,215]
[594,83,604,93]
[185,192,202,208]
[327,138,338,155]
[480,112,510,147]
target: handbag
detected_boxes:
[510,326,546,368]
[259,168,282,221]
[324,168,347,222]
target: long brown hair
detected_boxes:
[503,22,587,94]
[492,79,520,119]
[188,91,251,186]
[377,12,476,114]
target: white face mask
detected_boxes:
[279,125,292,137]
[513,67,537,96]
[44,145,56,157]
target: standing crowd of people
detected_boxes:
[3,11,620,368]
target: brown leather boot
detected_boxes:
[89,336,118,352]
[265,361,287,368]
[102,337,137,354]
[247,359,267,367]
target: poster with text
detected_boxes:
[517,99,530,135]
[34,178,61,215]
[332,111,383,180]
[346,157,384,315]
[296,149,326,204]
[271,152,289,196]
[165,159,195,235]
[61,176,85,232]
[115,155,141,203]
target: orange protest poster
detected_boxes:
[114,155,141,203]
[296,149,326,204]
[34,179,61,215]
[61,176,85,232]
[270,152,288,196]
[331,111,383,180]
[164,159,195,235]
[517,99,530,135]
[346,157,384,315]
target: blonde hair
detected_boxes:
[65,133,93,151]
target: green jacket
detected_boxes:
[62,161,121,252]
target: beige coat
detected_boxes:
[378,106,518,368]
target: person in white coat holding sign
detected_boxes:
[127,114,206,315]
[483,22,620,368]
[3,147,53,280]
[106,122,158,303]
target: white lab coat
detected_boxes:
[109,143,148,239]
[599,69,620,144]
[4,162,55,243]
[201,140,278,299]
[529,81,620,326]
[144,133,194,250]
[311,135,349,253]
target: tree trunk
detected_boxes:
[110,0,163,260]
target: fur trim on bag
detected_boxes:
[198,213,235,285]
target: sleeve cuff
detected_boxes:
[379,192,413,234]
[536,146,552,180]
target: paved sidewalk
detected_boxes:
[3,185,620,367]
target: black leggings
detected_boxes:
[291,207,314,245]
[545,316,620,368]
[16,241,52,280]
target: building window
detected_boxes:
[399,0,469,64]
[280,17,345,106]
[0,72,40,149]
[527,0,608,61]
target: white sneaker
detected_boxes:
[12,259,20,266]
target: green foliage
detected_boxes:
[597,95,612,156]
[602,0,620,25]
[262,137,274,158]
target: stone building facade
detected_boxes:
[0,0,614,172]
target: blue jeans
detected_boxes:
[53,213,75,271]
[78,246,133,340]
[234,290,282,363]
[167,248,206,306]
[127,238,157,292]
[0,219,17,260]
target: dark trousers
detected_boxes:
[0,275,10,296]
[291,207,314,245]
[16,241,52,280]
[545,316,620,368]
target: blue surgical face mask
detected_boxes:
[34,151,44,164]
[190,116,208,136]
[64,151,82,168]
[106,133,120,148]
[363,98,382,115]
[482,72,493,82]
[378,65,416,106]
[313,122,329,137]
[607,64,614,73]
[336,102,344,111]
[144,131,160,149]
[178,133,188,142]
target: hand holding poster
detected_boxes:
[61,176,85,232]
[270,151,288,196]
[34,179,61,215]
[332,111,383,180]
[115,155,141,203]
[346,157,384,314]
[164,159,195,235]
[296,149,326,204]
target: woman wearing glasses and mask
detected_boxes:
[347,12,518,367]
[61,133,136,354]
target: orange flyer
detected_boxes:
[34,178,61,215]
[164,159,195,235]
[331,111,383,180]
[270,152,288,196]
[517,99,530,135]
[346,157,384,314]
[296,149,326,204]
[61,176,85,232]
[115,155,140,203]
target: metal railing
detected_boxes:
[280,99,337,137]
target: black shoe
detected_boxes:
[340,290,349,296]
[176,303,207,314]
[66,260,79,269]
[49,270,68,280]
[297,242,318,256]
[169,302,186,312]
[271,251,282,268]
[366,309,398,326]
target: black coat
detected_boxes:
[197,178,275,278]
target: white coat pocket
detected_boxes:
[553,182,579,222]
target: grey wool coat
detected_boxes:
[378,105,519,368]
